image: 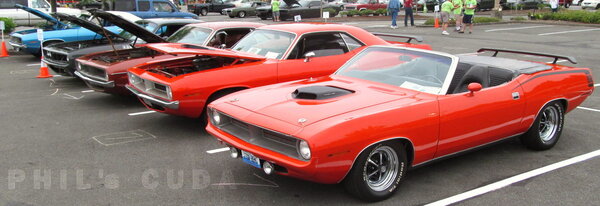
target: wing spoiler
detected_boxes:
[371,32,423,43]
[477,48,577,64]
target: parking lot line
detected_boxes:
[81,90,94,93]
[538,28,600,36]
[128,111,157,116]
[425,149,600,206]
[485,25,553,32]
[595,83,600,87]
[577,106,600,113]
[26,63,41,66]
[207,147,230,154]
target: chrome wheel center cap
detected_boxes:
[380,166,387,173]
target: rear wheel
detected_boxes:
[344,142,407,202]
[259,15,267,20]
[200,8,208,16]
[564,3,570,8]
[596,4,600,9]
[520,101,564,150]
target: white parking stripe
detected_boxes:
[425,149,600,206]
[26,63,41,66]
[485,25,553,32]
[206,147,230,154]
[594,83,600,87]
[577,106,600,113]
[538,28,600,36]
[81,90,94,93]
[128,111,157,116]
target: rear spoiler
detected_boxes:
[477,48,577,64]
[371,32,423,43]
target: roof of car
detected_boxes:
[185,21,266,29]
[138,18,204,25]
[259,23,365,35]
[458,55,552,74]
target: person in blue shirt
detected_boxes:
[388,0,401,29]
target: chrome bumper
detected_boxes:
[75,71,115,88]
[8,42,25,49]
[126,85,179,110]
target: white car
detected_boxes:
[0,0,83,26]
[581,0,600,8]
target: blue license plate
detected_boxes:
[241,150,261,168]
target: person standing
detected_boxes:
[441,0,453,35]
[388,0,401,29]
[459,0,476,34]
[272,0,281,22]
[404,0,414,27]
[549,0,558,12]
[452,0,463,31]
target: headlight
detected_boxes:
[128,72,141,84]
[76,62,81,71]
[166,86,172,100]
[212,110,221,125]
[298,140,311,160]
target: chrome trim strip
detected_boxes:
[8,42,26,48]
[337,137,414,183]
[126,85,179,110]
[75,71,115,88]
[412,132,524,168]
[42,58,69,67]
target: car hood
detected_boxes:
[222,76,416,127]
[52,12,123,40]
[145,43,266,60]
[91,10,167,44]
[15,4,67,29]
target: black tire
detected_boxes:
[596,4,600,9]
[200,8,208,16]
[238,11,246,18]
[520,101,564,150]
[229,14,235,18]
[344,141,407,202]
[259,15,267,20]
[564,3,570,8]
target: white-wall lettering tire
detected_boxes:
[238,11,246,18]
[520,101,564,150]
[344,142,407,202]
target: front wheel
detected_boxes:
[200,8,208,16]
[238,11,246,18]
[520,101,564,150]
[344,142,407,202]
[564,3,570,8]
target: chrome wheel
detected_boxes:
[539,106,559,142]
[363,146,398,192]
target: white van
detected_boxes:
[0,0,82,26]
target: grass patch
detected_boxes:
[530,10,600,24]
[511,16,527,21]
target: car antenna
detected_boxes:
[93,15,119,56]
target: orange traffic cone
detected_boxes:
[36,56,53,78]
[434,17,440,28]
[0,41,9,57]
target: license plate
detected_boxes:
[241,150,261,168]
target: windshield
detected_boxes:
[31,0,49,8]
[355,0,369,4]
[166,26,212,44]
[118,21,158,42]
[231,29,295,59]
[336,47,453,94]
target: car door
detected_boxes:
[306,1,321,18]
[435,68,526,157]
[276,32,365,82]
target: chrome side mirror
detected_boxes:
[304,52,315,62]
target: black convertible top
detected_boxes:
[458,55,552,75]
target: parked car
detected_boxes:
[205,46,594,201]
[329,0,354,10]
[343,0,387,11]
[256,0,341,20]
[222,1,269,18]
[581,0,600,9]
[0,0,82,26]
[125,23,430,119]
[8,5,125,57]
[188,0,236,16]
[42,10,202,77]
[109,0,199,19]
[477,0,507,10]
[75,22,265,95]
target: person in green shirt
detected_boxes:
[441,0,453,35]
[272,0,280,22]
[459,0,476,34]
[452,0,463,31]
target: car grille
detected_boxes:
[43,49,68,65]
[79,64,107,81]
[128,73,171,100]
[214,112,304,161]
[9,36,22,44]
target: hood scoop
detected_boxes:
[292,86,354,100]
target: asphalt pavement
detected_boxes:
[0,12,599,206]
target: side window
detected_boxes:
[155,26,167,35]
[309,1,321,7]
[288,32,349,60]
[153,2,173,12]
[138,1,150,11]
[114,0,137,11]
[161,25,185,37]
[340,33,364,51]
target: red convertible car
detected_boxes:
[75,21,265,94]
[126,23,431,118]
[205,46,594,201]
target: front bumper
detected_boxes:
[8,42,26,51]
[126,85,179,110]
[75,71,115,88]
